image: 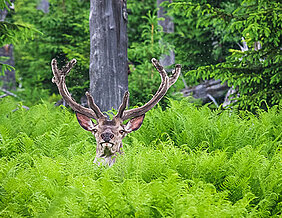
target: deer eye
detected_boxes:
[93,129,98,133]
[119,130,125,134]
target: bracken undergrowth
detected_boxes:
[0,97,281,217]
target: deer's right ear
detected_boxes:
[76,112,95,131]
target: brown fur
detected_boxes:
[76,113,144,166]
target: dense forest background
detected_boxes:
[0,0,281,217]
[1,0,281,110]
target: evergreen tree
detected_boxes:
[171,0,282,110]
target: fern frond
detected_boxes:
[0,0,11,10]
[0,62,15,76]
[0,21,41,46]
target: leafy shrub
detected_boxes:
[0,98,281,217]
[166,0,238,71]
[128,10,184,107]
[13,0,90,102]
[171,0,282,110]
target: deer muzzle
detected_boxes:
[101,132,114,142]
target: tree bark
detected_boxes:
[0,6,16,90]
[157,0,175,70]
[157,0,189,89]
[181,79,229,104]
[89,0,128,112]
[37,0,49,13]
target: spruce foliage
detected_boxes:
[0,0,38,75]
[171,0,282,110]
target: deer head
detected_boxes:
[51,58,181,166]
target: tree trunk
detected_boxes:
[157,0,189,89]
[157,0,175,70]
[181,79,229,105]
[89,0,128,112]
[0,6,16,90]
[37,0,49,13]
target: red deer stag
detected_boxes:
[51,58,181,166]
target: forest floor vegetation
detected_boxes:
[0,97,281,217]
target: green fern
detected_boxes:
[0,98,281,217]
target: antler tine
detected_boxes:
[86,92,106,119]
[151,58,171,95]
[121,58,181,121]
[51,58,101,120]
[51,59,60,84]
[114,91,129,119]
[61,59,77,76]
[169,64,181,87]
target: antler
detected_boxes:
[116,58,181,121]
[51,58,106,120]
[52,58,180,121]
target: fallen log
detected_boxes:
[181,79,229,106]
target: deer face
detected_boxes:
[76,113,144,164]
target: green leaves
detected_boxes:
[174,0,282,110]
[0,0,11,10]
[0,22,40,47]
[0,98,281,216]
[12,0,90,103]
[0,62,14,75]
[128,9,176,107]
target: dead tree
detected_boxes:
[0,2,16,90]
[157,0,175,69]
[89,0,128,112]
[181,79,229,106]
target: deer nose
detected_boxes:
[101,132,114,142]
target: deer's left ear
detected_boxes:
[125,114,145,133]
[76,112,96,131]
